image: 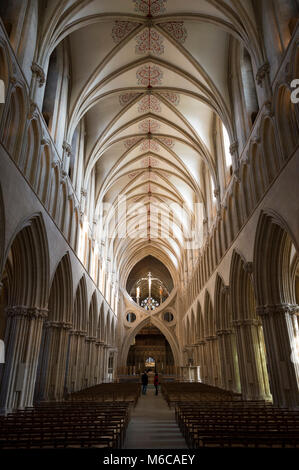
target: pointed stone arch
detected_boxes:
[275,84,299,159]
[253,210,299,407]
[214,273,240,392]
[73,275,88,332]
[4,212,50,308]
[1,84,27,163]
[229,249,270,401]
[35,252,73,401]
[120,315,180,370]
[0,213,50,412]
[88,290,98,338]
[67,275,88,392]
[0,183,5,276]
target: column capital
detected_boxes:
[81,187,88,198]
[70,329,87,337]
[85,336,97,343]
[257,303,299,317]
[221,285,230,295]
[256,62,270,87]
[243,261,253,274]
[229,141,239,156]
[31,62,46,87]
[5,306,48,319]
[232,318,260,327]
[205,335,218,341]
[44,320,72,330]
[216,328,233,336]
[62,141,72,156]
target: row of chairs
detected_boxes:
[161,382,239,407]
[176,400,299,447]
[163,382,299,448]
[0,382,140,449]
[66,382,140,406]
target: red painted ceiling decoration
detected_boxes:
[128,171,140,179]
[157,136,174,148]
[135,28,164,55]
[136,64,163,86]
[159,92,180,106]
[119,93,140,107]
[124,137,142,149]
[133,0,167,16]
[138,119,161,133]
[112,21,138,44]
[159,22,188,44]
[139,140,161,152]
[138,95,162,113]
[141,156,159,167]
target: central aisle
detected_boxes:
[124,386,188,449]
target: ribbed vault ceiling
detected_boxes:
[39,0,262,283]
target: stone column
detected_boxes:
[0,306,47,414]
[217,329,241,393]
[233,318,271,400]
[95,341,104,383]
[84,336,97,387]
[257,304,299,408]
[36,320,72,401]
[229,141,239,176]
[30,62,46,109]
[198,339,208,383]
[205,336,220,386]
[67,329,87,393]
[62,141,72,176]
[101,345,109,383]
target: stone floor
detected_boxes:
[124,386,188,449]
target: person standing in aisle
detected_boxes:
[154,373,159,395]
[141,371,148,395]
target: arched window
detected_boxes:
[240,49,259,129]
[222,123,232,167]
[69,126,79,181]
[42,49,59,130]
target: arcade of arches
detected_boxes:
[0,1,298,415]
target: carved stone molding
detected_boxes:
[28,101,38,119]
[252,136,261,145]
[51,160,60,169]
[44,320,72,330]
[85,336,97,343]
[229,141,238,156]
[9,75,17,86]
[216,328,232,336]
[256,304,299,317]
[232,318,260,327]
[62,141,72,156]
[264,100,274,117]
[70,329,87,337]
[256,62,270,86]
[205,335,218,341]
[243,261,253,274]
[213,187,220,198]
[81,188,87,198]
[221,201,227,210]
[221,285,230,295]
[6,306,48,319]
[41,138,49,146]
[31,62,45,87]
